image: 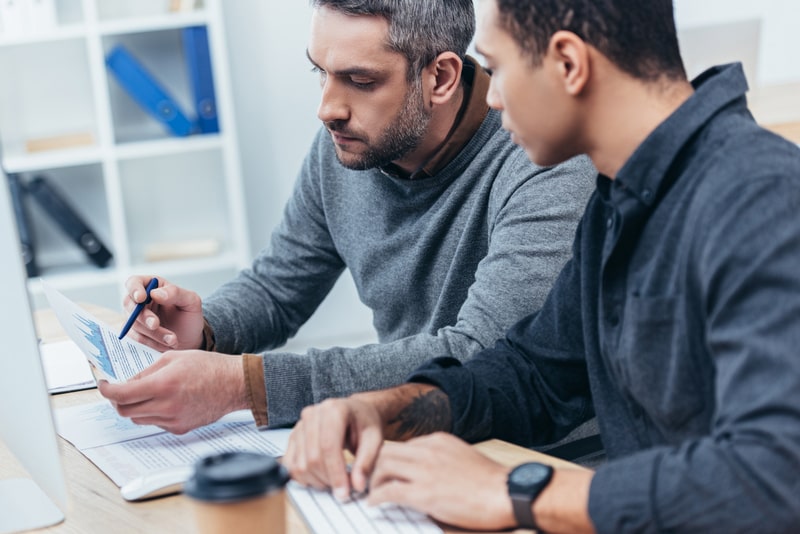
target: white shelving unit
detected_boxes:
[0,0,250,310]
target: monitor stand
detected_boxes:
[0,479,64,533]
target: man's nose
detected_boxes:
[317,78,349,123]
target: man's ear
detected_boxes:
[424,51,463,105]
[547,30,590,96]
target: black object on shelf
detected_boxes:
[6,172,39,277]
[27,174,113,268]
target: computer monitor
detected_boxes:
[0,161,68,531]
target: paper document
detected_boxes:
[39,339,96,393]
[42,282,160,382]
[288,482,443,534]
[56,400,292,487]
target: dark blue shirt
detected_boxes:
[409,63,800,533]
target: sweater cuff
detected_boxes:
[263,352,313,427]
[243,353,268,428]
[200,319,216,351]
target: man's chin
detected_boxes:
[334,149,372,171]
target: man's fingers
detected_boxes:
[124,323,176,350]
[305,402,352,497]
[285,420,334,490]
[350,425,383,494]
[124,275,161,304]
[367,478,415,509]
[98,375,156,406]
[149,284,202,312]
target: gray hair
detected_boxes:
[310,0,475,80]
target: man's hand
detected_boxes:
[284,383,450,501]
[122,275,205,351]
[283,395,386,502]
[368,433,516,531]
[370,432,596,533]
[97,350,248,434]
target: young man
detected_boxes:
[98,0,594,434]
[284,0,800,532]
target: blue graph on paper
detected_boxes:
[42,281,160,384]
[74,314,117,380]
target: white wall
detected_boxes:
[674,0,800,86]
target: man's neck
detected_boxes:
[586,75,694,179]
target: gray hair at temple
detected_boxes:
[309,0,475,80]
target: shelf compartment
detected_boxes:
[19,163,114,276]
[102,27,215,144]
[0,38,98,159]
[118,149,232,265]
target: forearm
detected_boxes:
[263,332,482,427]
[352,383,452,441]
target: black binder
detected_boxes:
[27,175,113,268]
[6,172,39,277]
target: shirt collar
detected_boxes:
[615,62,750,205]
[380,55,490,180]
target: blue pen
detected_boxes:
[118,277,159,339]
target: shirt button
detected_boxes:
[606,217,613,229]
[642,189,652,201]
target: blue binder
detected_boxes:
[106,45,194,137]
[182,26,219,134]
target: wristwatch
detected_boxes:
[507,462,554,529]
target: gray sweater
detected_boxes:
[204,109,595,426]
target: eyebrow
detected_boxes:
[305,49,385,78]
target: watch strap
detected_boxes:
[510,493,538,529]
[507,462,554,530]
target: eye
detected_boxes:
[349,78,375,89]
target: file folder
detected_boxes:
[182,26,219,134]
[27,175,113,268]
[106,44,194,137]
[6,172,39,277]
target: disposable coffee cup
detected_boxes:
[184,451,290,534]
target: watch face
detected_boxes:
[510,463,551,487]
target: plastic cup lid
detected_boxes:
[183,451,289,503]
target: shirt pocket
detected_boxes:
[616,294,705,431]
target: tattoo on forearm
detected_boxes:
[387,389,451,440]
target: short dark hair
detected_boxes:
[494,0,686,81]
[310,0,475,80]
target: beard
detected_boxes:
[326,79,431,170]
